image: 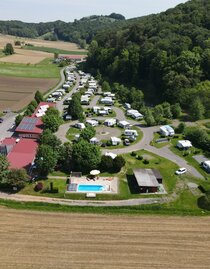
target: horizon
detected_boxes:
[0,0,188,23]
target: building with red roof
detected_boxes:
[32,102,56,118]
[15,117,43,139]
[0,138,38,170]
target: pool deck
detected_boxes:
[67,176,118,194]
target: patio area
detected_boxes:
[66,176,118,194]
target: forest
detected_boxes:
[86,0,210,117]
[0,13,125,48]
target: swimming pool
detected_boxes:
[77,184,105,192]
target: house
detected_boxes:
[86,119,98,127]
[90,137,100,145]
[104,152,117,159]
[133,169,160,193]
[159,125,175,136]
[75,123,85,129]
[176,140,192,149]
[104,118,116,127]
[15,117,43,139]
[111,137,122,146]
[118,120,131,129]
[0,137,38,170]
[124,129,138,137]
[32,102,56,117]
[202,160,210,173]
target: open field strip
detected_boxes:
[0,208,209,269]
[0,34,86,52]
[0,76,57,111]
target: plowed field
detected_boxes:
[0,76,57,111]
[0,208,209,269]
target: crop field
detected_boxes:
[0,34,86,64]
[0,208,209,269]
[0,76,57,111]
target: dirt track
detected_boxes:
[0,208,209,269]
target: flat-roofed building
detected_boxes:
[133,169,160,193]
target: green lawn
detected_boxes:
[150,132,171,148]
[0,58,60,78]
[66,127,81,141]
[23,45,87,55]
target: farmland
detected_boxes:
[0,34,86,112]
[0,76,57,111]
[0,208,209,269]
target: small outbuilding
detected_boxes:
[133,169,160,193]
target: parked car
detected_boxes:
[175,167,187,175]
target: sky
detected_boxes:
[0,0,188,23]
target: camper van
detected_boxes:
[124,129,138,137]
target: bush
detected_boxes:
[106,140,112,146]
[143,159,149,164]
[131,151,137,156]
[34,182,43,192]
[137,155,143,160]
[113,155,126,172]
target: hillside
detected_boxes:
[86,0,210,116]
[0,13,125,48]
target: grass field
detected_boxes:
[24,45,87,55]
[0,208,209,269]
[0,75,57,111]
[0,58,60,78]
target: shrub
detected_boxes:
[137,155,143,160]
[106,140,112,146]
[143,159,149,164]
[113,155,126,172]
[34,182,43,192]
[131,151,137,156]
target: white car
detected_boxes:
[175,167,187,175]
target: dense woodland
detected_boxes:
[86,0,210,117]
[0,14,125,48]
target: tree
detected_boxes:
[189,97,205,121]
[57,142,73,173]
[72,140,101,173]
[171,103,182,118]
[42,107,61,132]
[3,43,14,55]
[0,155,9,182]
[113,156,126,172]
[102,81,111,92]
[35,145,58,176]
[176,122,186,134]
[162,102,173,119]
[153,105,164,124]
[100,155,113,172]
[15,114,24,126]
[40,129,62,150]
[34,90,44,103]
[80,125,96,141]
[3,169,29,189]
[144,108,156,126]
[67,94,84,120]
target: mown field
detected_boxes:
[0,76,57,111]
[0,208,209,269]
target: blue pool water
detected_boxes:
[77,184,104,192]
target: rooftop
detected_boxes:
[1,138,38,170]
[133,169,159,187]
[15,117,43,134]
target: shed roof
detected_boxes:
[133,169,159,187]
